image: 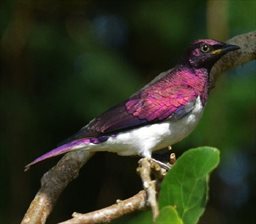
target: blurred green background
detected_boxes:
[0,0,255,223]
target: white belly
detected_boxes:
[89,97,204,157]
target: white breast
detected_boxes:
[89,97,204,158]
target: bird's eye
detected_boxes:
[200,44,210,53]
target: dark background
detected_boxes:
[1,0,255,223]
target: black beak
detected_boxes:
[212,43,240,55]
[222,43,240,53]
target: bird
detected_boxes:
[25,39,240,171]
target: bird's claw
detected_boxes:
[150,158,171,170]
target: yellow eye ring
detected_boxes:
[200,44,210,53]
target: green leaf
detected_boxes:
[113,205,183,224]
[156,206,183,224]
[159,147,220,224]
[112,211,152,224]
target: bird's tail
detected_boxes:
[25,138,92,171]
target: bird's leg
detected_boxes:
[150,158,171,170]
[140,147,173,171]
[149,145,175,171]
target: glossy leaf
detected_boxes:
[156,206,183,224]
[159,147,220,224]
[112,211,152,224]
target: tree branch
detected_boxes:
[210,31,256,83]
[137,158,159,220]
[59,190,147,224]
[21,151,94,224]
[21,31,256,224]
[59,157,169,224]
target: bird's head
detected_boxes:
[185,39,240,69]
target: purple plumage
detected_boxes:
[126,66,207,121]
[25,39,240,170]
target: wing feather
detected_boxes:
[63,68,201,141]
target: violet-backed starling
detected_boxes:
[25,39,240,170]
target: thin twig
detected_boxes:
[59,190,147,224]
[137,158,159,220]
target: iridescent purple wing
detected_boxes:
[85,103,148,134]
[77,74,199,136]
[125,78,198,122]
[67,67,206,140]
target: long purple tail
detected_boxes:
[25,138,92,171]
